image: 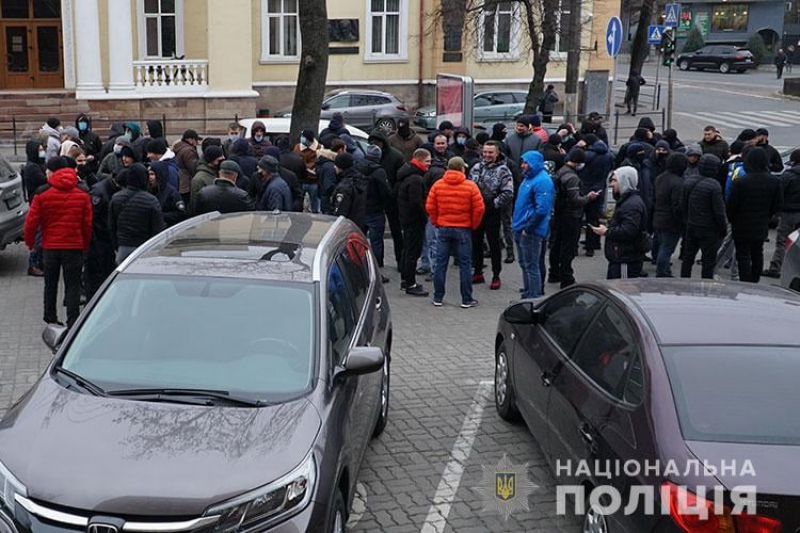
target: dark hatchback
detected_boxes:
[677,45,755,73]
[0,212,392,533]
[495,279,800,532]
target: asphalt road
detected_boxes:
[0,228,784,532]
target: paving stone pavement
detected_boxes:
[0,232,782,533]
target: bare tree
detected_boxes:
[289,0,330,144]
[628,0,655,80]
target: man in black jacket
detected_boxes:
[550,149,599,288]
[75,114,102,173]
[681,155,728,279]
[109,164,165,264]
[653,153,688,277]
[396,149,432,296]
[191,160,255,215]
[591,167,647,279]
[727,148,784,282]
[357,145,393,269]
[579,138,614,256]
[148,161,187,227]
[332,153,368,232]
[765,149,800,277]
[755,128,785,174]
[85,170,122,298]
[265,146,304,212]
[368,130,405,266]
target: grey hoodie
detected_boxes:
[615,166,639,195]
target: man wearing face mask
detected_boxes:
[450,127,471,158]
[550,149,599,287]
[591,167,648,279]
[75,114,101,172]
[248,121,272,158]
[147,161,187,227]
[97,137,134,181]
[174,129,201,205]
[191,145,225,201]
[652,140,671,175]
[389,118,423,162]
[222,122,241,158]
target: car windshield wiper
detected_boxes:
[105,388,267,407]
[53,367,107,397]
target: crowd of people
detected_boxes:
[19,109,800,323]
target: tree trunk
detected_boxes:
[289,0,330,144]
[628,0,655,80]
[523,0,558,114]
[563,0,582,122]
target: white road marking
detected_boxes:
[346,482,367,528]
[420,380,494,533]
[737,110,800,127]
[672,82,784,101]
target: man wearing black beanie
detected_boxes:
[727,147,783,282]
[190,145,225,201]
[109,164,165,265]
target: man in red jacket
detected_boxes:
[24,157,93,327]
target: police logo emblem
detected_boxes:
[496,472,515,501]
[474,454,538,520]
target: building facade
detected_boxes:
[0,0,619,129]
[670,0,784,50]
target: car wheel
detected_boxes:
[328,489,347,533]
[372,354,390,438]
[583,499,609,533]
[678,60,689,71]
[495,341,521,421]
[375,118,397,135]
[790,278,800,292]
[719,62,731,74]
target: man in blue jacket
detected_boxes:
[512,151,555,298]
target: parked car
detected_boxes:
[677,45,756,73]
[0,154,28,251]
[781,228,800,291]
[238,118,370,156]
[495,279,800,532]
[274,89,410,134]
[0,212,392,533]
[415,90,529,130]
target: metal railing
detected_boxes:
[612,109,666,146]
[133,59,208,94]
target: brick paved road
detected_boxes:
[0,233,781,532]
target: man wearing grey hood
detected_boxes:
[591,166,648,279]
[685,144,702,176]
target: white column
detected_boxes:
[73,0,103,95]
[107,0,136,93]
[60,0,76,89]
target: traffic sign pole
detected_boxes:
[667,63,673,129]
[606,17,623,130]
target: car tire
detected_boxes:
[495,341,521,421]
[719,62,731,74]
[328,489,347,533]
[583,495,610,533]
[372,354,390,438]
[375,118,397,135]
[790,278,800,293]
[678,60,689,71]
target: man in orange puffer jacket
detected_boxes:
[426,157,485,308]
[24,158,92,327]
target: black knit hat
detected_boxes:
[698,154,721,178]
[334,152,354,170]
[46,156,69,172]
[203,145,224,163]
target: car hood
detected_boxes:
[0,376,321,516]
[686,440,800,496]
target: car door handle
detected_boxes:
[375,296,382,310]
[540,371,553,387]
[579,424,594,444]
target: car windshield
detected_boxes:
[59,275,316,403]
[662,345,800,445]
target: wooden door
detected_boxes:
[0,0,63,90]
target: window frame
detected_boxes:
[365,0,409,63]
[478,1,521,61]
[326,259,358,368]
[136,0,184,60]
[260,0,301,64]
[539,288,605,357]
[710,3,749,32]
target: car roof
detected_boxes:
[237,118,370,139]
[120,212,357,283]
[327,89,396,97]
[476,89,527,95]
[591,279,800,346]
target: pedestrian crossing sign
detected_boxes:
[648,25,665,44]
[665,3,681,27]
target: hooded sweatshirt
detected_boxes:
[24,168,92,250]
[512,151,555,237]
[40,123,61,162]
[22,140,47,201]
[653,154,688,232]
[604,167,647,263]
[75,114,102,160]
[248,121,272,158]
[149,161,187,227]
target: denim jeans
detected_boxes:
[655,229,682,277]
[515,231,544,299]
[364,212,386,267]
[302,183,320,214]
[433,227,473,304]
[420,221,437,271]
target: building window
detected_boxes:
[366,0,408,60]
[139,0,182,58]
[480,1,519,58]
[711,4,748,32]
[261,0,300,61]
[557,7,571,53]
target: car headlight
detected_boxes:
[204,453,316,532]
[0,459,27,517]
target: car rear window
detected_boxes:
[61,275,316,403]
[662,346,800,445]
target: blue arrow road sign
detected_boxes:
[648,25,665,45]
[665,3,681,27]
[606,17,623,58]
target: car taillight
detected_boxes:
[787,231,798,252]
[397,105,407,111]
[734,54,744,60]
[663,483,782,533]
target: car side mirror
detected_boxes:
[339,346,385,377]
[503,302,544,325]
[42,324,69,354]
[321,103,330,111]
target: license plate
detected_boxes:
[5,195,21,210]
